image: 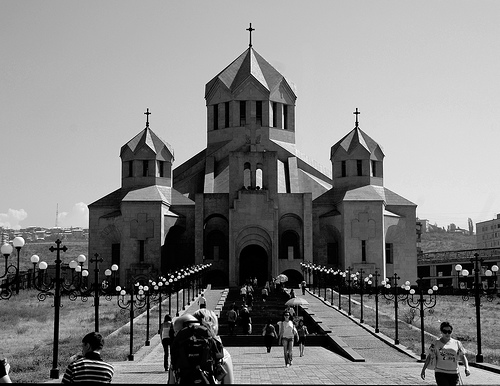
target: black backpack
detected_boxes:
[171,324,225,384]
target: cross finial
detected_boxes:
[144,108,151,128]
[353,108,360,128]
[246,23,255,47]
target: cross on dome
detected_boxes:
[144,108,151,128]
[353,108,360,128]
[246,23,255,47]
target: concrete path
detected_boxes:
[49,287,500,384]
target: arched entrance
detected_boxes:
[239,245,268,286]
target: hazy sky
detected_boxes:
[1,0,499,231]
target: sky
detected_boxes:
[1,0,499,231]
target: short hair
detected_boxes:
[193,308,219,335]
[82,332,104,351]
[440,321,453,332]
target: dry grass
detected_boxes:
[0,289,185,383]
[324,288,500,366]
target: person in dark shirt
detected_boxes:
[62,332,114,383]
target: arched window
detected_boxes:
[256,163,263,189]
[244,162,251,189]
[279,230,300,260]
[205,230,227,260]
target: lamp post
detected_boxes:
[455,253,499,363]
[168,274,173,316]
[67,253,118,332]
[358,269,365,323]
[186,270,191,306]
[382,274,410,345]
[29,239,68,379]
[339,270,346,311]
[191,269,196,301]
[405,279,438,360]
[155,276,166,334]
[181,272,186,310]
[90,253,103,332]
[13,237,25,294]
[116,280,147,361]
[346,267,353,316]
[143,283,152,346]
[175,275,180,316]
[367,271,381,333]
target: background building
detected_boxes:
[476,214,500,248]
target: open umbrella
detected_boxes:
[275,274,288,284]
[285,297,309,315]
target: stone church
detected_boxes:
[88,39,418,288]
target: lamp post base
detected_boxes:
[476,354,483,363]
[50,368,59,379]
[128,354,134,361]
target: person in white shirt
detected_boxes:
[277,311,298,367]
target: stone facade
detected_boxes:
[88,45,418,287]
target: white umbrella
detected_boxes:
[285,297,309,314]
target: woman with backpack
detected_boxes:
[262,319,277,353]
[193,309,234,384]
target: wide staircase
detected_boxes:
[218,286,326,348]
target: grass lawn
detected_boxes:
[323,288,500,366]
[0,289,186,383]
[2,285,499,383]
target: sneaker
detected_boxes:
[285,364,290,368]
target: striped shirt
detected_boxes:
[62,352,114,383]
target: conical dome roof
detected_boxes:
[205,47,296,98]
[120,126,174,159]
[331,127,384,157]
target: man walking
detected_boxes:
[62,332,114,383]
[198,293,207,309]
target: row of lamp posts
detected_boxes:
[115,262,211,361]
[0,237,212,377]
[300,261,439,360]
[301,257,499,363]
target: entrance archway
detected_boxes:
[239,245,268,286]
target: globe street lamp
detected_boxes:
[346,267,353,316]
[31,239,68,379]
[405,279,438,360]
[175,275,180,316]
[366,271,381,333]
[382,274,410,345]
[455,253,499,363]
[116,281,147,361]
[12,237,25,294]
[0,236,25,298]
[358,269,366,323]
[339,270,347,311]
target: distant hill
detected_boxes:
[16,241,89,272]
[12,236,477,271]
[420,231,476,253]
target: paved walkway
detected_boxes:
[53,287,500,384]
